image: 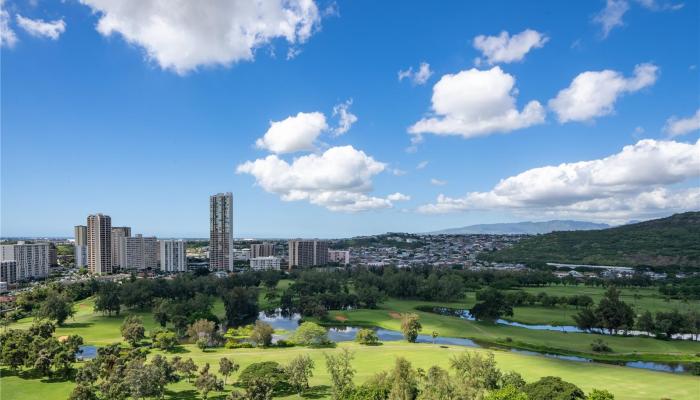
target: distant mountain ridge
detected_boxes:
[429,220,610,235]
[482,212,700,267]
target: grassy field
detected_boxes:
[2,341,699,400]
[328,298,700,362]
[509,285,697,326]
[3,284,699,399]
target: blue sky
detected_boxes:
[1,0,699,238]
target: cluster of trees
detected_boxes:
[68,344,243,400]
[659,276,700,300]
[323,349,615,400]
[505,291,594,309]
[0,322,83,378]
[90,273,261,330]
[573,287,636,334]
[636,309,700,339]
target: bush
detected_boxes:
[225,341,254,349]
[590,339,612,353]
[355,328,380,345]
[274,339,295,348]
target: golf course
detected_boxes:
[2,285,699,400]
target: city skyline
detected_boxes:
[2,1,699,238]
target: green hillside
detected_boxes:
[482,212,700,267]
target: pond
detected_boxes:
[75,345,98,361]
[259,309,694,374]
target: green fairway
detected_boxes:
[3,289,699,399]
[328,298,700,362]
[2,342,699,400]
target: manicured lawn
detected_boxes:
[328,298,700,362]
[2,342,699,400]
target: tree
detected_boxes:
[356,285,386,309]
[121,315,145,347]
[500,371,526,389]
[450,351,501,394]
[356,328,380,345]
[588,389,615,400]
[195,363,224,400]
[176,357,198,383]
[153,299,171,327]
[485,385,528,400]
[573,308,598,332]
[250,320,274,347]
[523,376,585,400]
[151,328,178,351]
[325,349,356,400]
[68,384,99,400]
[188,318,217,346]
[470,288,513,321]
[400,313,422,343]
[38,290,74,326]
[285,354,315,394]
[431,331,438,344]
[417,366,455,400]
[655,310,687,338]
[595,287,635,334]
[290,321,330,346]
[219,357,239,385]
[636,311,655,335]
[94,282,121,316]
[245,377,275,400]
[0,329,32,370]
[223,286,259,327]
[388,357,418,400]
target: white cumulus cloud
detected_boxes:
[255,112,328,154]
[387,192,411,202]
[473,29,548,65]
[409,66,545,142]
[0,1,17,48]
[237,145,404,212]
[594,0,630,38]
[331,99,357,136]
[417,138,700,222]
[398,62,433,85]
[430,178,447,186]
[664,108,700,137]
[16,15,65,40]
[79,0,322,74]
[549,63,658,123]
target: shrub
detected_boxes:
[275,339,294,348]
[355,328,380,345]
[590,339,612,353]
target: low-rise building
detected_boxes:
[328,250,350,265]
[250,256,281,271]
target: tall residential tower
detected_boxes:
[87,214,112,274]
[209,193,234,271]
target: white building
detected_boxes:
[75,245,88,268]
[159,239,187,273]
[119,234,158,270]
[328,250,350,266]
[250,256,281,271]
[0,242,50,280]
[234,248,251,261]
